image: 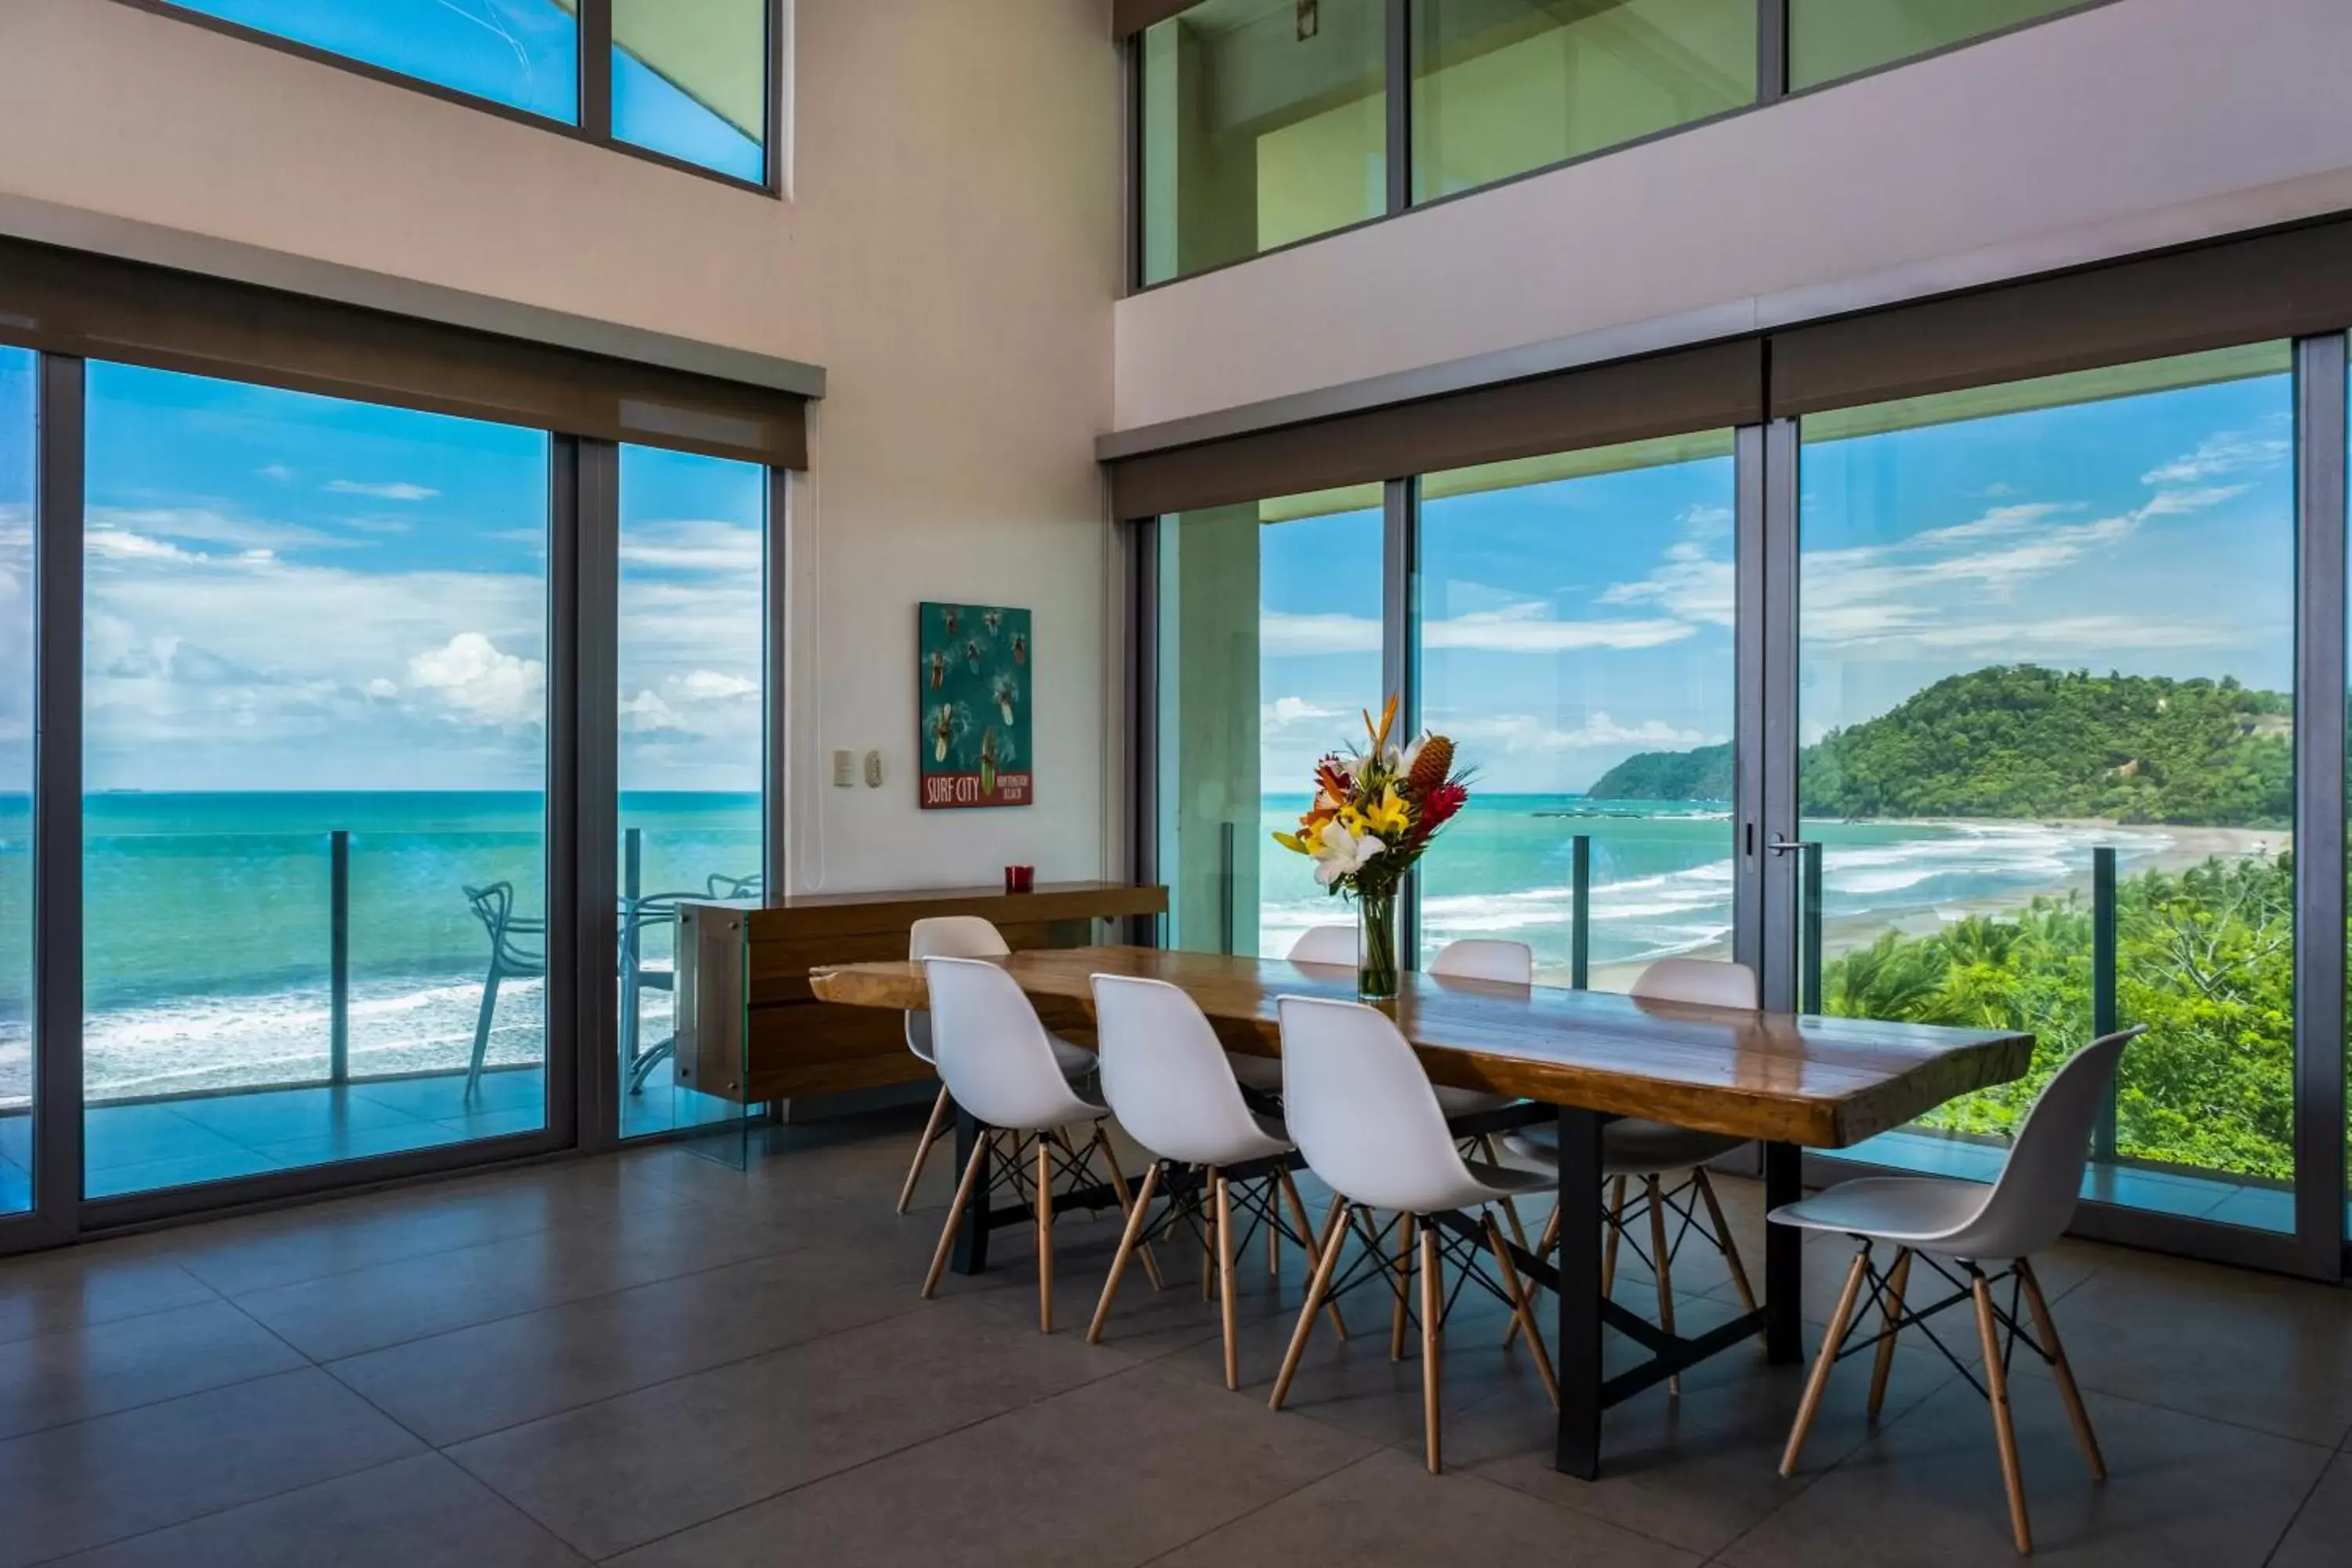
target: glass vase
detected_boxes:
[1356,887,1400,1002]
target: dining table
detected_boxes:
[808,943,2034,1479]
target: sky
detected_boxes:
[169,0,763,182]
[1254,367,2299,795]
[0,361,765,794]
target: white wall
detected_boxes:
[1114,0,2352,434]
[0,0,1123,893]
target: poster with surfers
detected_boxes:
[916,601,1033,809]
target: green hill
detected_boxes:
[1586,666,2291,827]
[1585,741,1733,802]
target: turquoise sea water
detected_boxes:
[0,792,760,1103]
[1257,793,2193,981]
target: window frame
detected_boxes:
[1126,0,2124,294]
[111,0,786,197]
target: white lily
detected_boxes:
[1398,731,1428,774]
[1309,818,1385,887]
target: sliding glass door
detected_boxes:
[0,349,31,1217]
[1156,485,1386,960]
[1794,345,2299,1229]
[615,444,768,1139]
[1416,434,1738,986]
[80,364,552,1197]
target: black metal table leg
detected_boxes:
[949,1107,990,1276]
[1553,1105,1604,1479]
[1763,1140,1802,1364]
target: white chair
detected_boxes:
[1085,975,1348,1388]
[1508,956,1764,1392]
[1428,938,1532,984]
[894,916,1094,1214]
[1286,924,1358,966]
[1270,994,1558,1473]
[916,957,1141,1334]
[1776,1026,2144,1556]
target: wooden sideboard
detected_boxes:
[673,880,1167,1105]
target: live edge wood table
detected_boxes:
[809,945,2032,1480]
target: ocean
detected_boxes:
[1258,793,2192,979]
[0,792,761,1105]
[0,789,2210,1109]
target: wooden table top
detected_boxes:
[808,945,2033,1149]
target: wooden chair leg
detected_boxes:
[1486,1213,1558,1410]
[1267,1178,1282,1279]
[1279,1171,1349,1340]
[1095,1131,1163,1292]
[1780,1242,1870,1476]
[1646,1174,1681,1396]
[1271,1200,1352,1410]
[1505,1202,1562,1349]
[1973,1273,2033,1555]
[1693,1167,1757,1316]
[1200,1168,1219,1301]
[1391,1213,1419,1362]
[1602,1174,1628,1296]
[1478,1135,1532,1252]
[922,1132,992,1299]
[1035,1134,1054,1334]
[895,1086,953,1215]
[1215,1175,1242,1389]
[1868,1247,1912,1418]
[2019,1258,2103,1481]
[1087,1161,1161,1344]
[1421,1218,1444,1473]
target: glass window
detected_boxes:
[0,349,31,1217]
[1158,485,1385,958]
[82,365,550,1197]
[1417,433,1737,985]
[1798,343,2297,1232]
[612,0,769,183]
[1412,0,1755,202]
[1789,0,2089,92]
[163,1,579,122]
[616,445,766,1138]
[1139,0,1388,286]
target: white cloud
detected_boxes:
[325,480,438,501]
[1261,696,1339,731]
[1258,612,1383,655]
[619,520,763,575]
[1598,542,1734,627]
[407,633,545,727]
[364,678,399,699]
[677,670,756,702]
[257,463,295,483]
[2141,430,2289,485]
[1445,712,1719,754]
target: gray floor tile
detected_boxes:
[450,1296,1145,1559]
[1443,1323,1962,1558]
[1716,1378,2331,1566]
[608,1360,1377,1568]
[0,1298,307,1439]
[44,1453,590,1567]
[0,1246,218,1348]
[167,1087,431,1145]
[0,1368,424,1568]
[1999,1248,2352,1446]
[325,1243,924,1446]
[232,1200,790,1361]
[2270,1450,2352,1568]
[1149,1446,1701,1568]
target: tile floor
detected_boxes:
[0,1106,2345,1566]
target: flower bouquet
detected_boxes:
[1272,695,1472,1000]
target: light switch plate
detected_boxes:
[863,750,885,788]
[832,750,855,788]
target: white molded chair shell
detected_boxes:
[905,917,1011,1065]
[1091,975,1290,1169]
[1426,939,1531,1115]
[1771,1027,2143,1261]
[1430,938,1533,985]
[1630,956,1759,1009]
[1287,925,1357,966]
[922,957,1105,1133]
[1278,994,1549,1217]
